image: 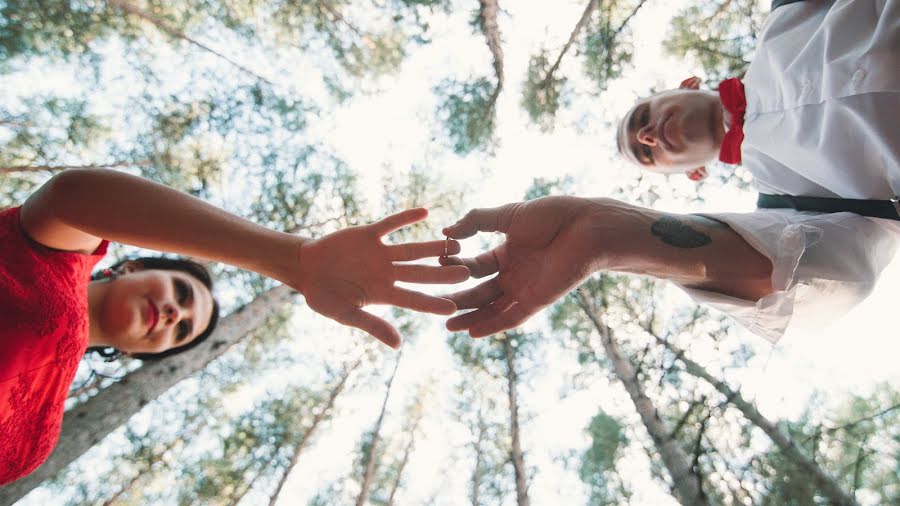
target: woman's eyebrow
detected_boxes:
[184,277,195,305]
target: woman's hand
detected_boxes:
[294,208,470,348]
[21,170,471,347]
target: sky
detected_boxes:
[9,0,899,504]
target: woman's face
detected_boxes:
[95,267,215,354]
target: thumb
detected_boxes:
[443,203,517,239]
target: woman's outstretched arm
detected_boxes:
[21,169,469,347]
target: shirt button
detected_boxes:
[852,69,866,82]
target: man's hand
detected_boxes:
[440,196,606,338]
[295,208,470,349]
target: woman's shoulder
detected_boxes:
[1,205,108,269]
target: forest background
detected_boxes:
[0,0,898,505]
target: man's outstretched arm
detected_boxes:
[441,196,773,337]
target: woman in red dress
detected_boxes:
[0,168,469,484]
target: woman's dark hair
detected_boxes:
[86,256,221,362]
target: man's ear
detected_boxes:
[119,260,144,274]
[686,166,708,182]
[680,76,701,90]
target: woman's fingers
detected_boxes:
[393,263,469,284]
[442,277,502,310]
[372,208,429,236]
[388,286,457,315]
[333,307,401,349]
[387,238,461,261]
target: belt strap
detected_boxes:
[757,193,900,220]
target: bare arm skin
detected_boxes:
[441,196,773,337]
[20,169,469,347]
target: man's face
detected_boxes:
[618,88,725,173]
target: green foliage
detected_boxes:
[177,391,314,504]
[0,0,120,64]
[663,0,766,83]
[523,175,574,201]
[379,165,466,242]
[0,96,110,169]
[265,0,441,80]
[434,77,498,156]
[580,409,629,505]
[580,7,632,95]
[521,49,567,132]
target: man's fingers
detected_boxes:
[443,204,518,239]
[393,264,469,284]
[439,249,499,278]
[334,307,401,349]
[372,208,429,236]
[388,287,457,315]
[469,303,534,338]
[446,305,499,332]
[442,277,502,310]
[387,239,461,261]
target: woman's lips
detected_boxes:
[146,298,159,336]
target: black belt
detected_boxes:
[757,193,900,220]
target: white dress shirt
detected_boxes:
[681,0,900,342]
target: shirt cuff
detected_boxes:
[679,210,824,343]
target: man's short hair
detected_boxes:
[616,101,644,167]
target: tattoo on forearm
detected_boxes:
[650,215,723,248]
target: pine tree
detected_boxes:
[521,0,647,130]
[579,409,630,506]
[434,0,505,156]
[663,0,765,84]
[448,330,538,506]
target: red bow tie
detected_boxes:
[718,78,746,164]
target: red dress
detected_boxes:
[0,206,107,485]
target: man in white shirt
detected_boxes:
[441,0,900,342]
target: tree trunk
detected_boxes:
[105,0,272,85]
[384,405,423,506]
[222,463,269,506]
[267,355,363,506]
[471,406,486,506]
[609,0,649,41]
[656,337,861,506]
[502,336,530,506]
[576,293,708,506]
[543,0,598,87]
[0,286,295,506]
[355,348,404,506]
[0,161,149,175]
[477,0,505,110]
[101,470,145,506]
